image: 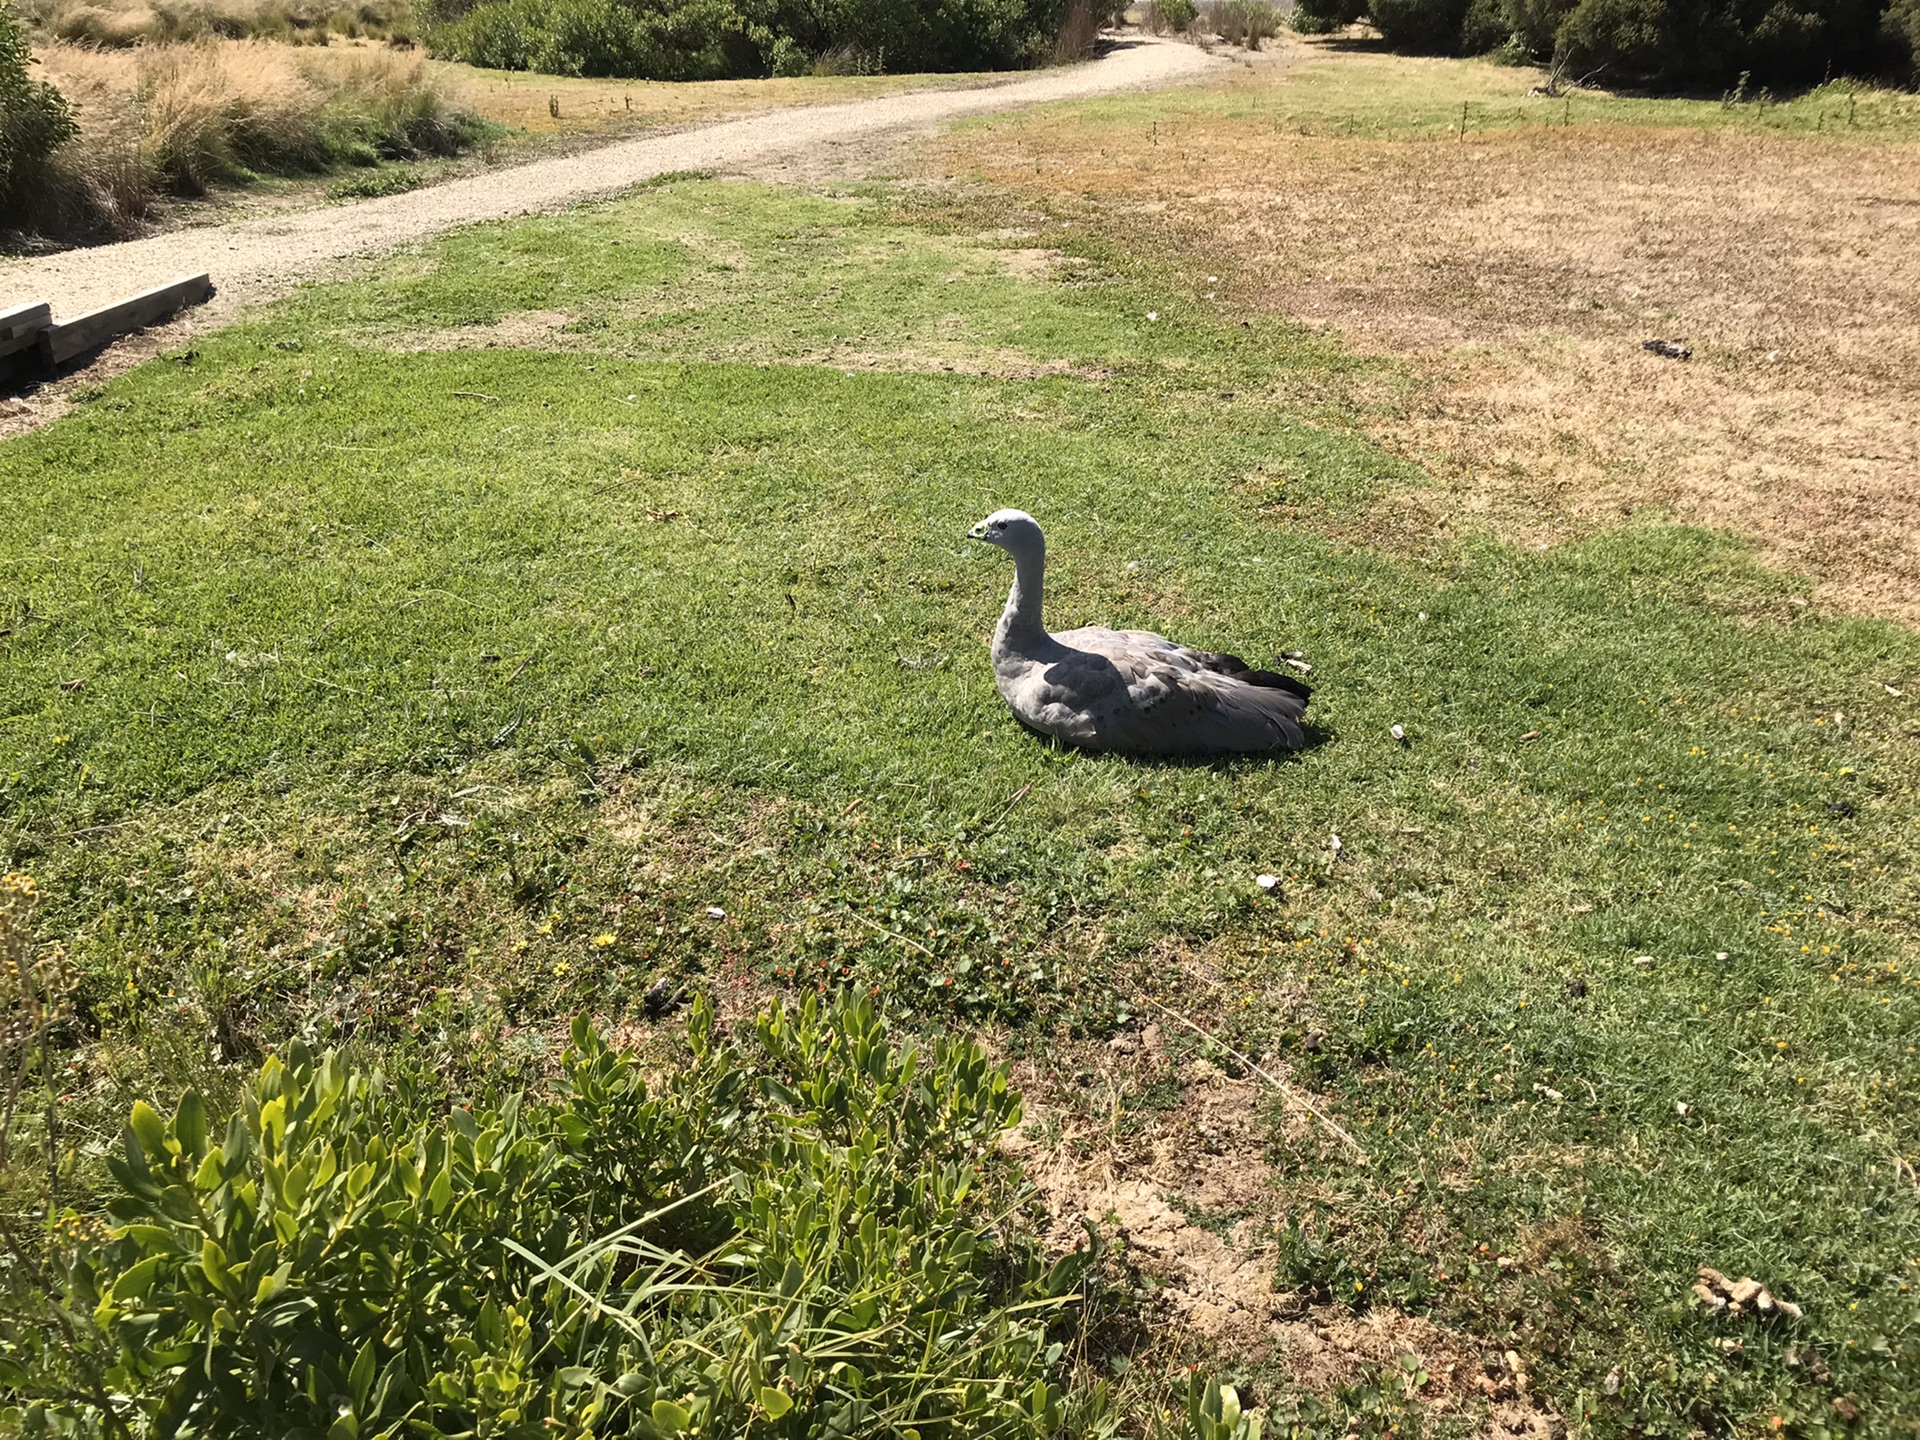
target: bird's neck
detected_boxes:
[998,546,1047,649]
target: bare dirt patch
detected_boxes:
[937,48,1920,624]
[1002,1023,1556,1429]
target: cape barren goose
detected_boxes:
[967,509,1311,755]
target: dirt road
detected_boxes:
[1,37,1215,329]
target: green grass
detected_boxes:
[2,178,1917,1436]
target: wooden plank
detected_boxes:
[0,301,51,361]
[37,274,211,368]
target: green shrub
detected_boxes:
[1552,0,1684,82]
[1288,0,1367,36]
[1550,0,1893,87]
[1292,0,1910,87]
[3,995,1109,1437]
[426,0,1078,79]
[1886,0,1920,78]
[0,0,77,217]
[1367,0,1470,50]
[1460,0,1513,48]
[1503,0,1577,52]
[1206,0,1280,46]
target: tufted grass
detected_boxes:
[0,177,1916,1434]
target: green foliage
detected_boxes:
[1548,0,1887,85]
[1142,0,1199,34]
[426,0,1074,79]
[1366,0,1470,51]
[0,0,76,216]
[1174,1377,1262,1440]
[4,994,1110,1437]
[1287,0,1368,36]
[1295,0,1909,87]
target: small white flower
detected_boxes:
[1255,873,1279,892]
[1146,311,1159,322]
[1328,834,1342,855]
[1207,275,1219,284]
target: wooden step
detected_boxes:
[0,301,51,360]
[37,274,212,367]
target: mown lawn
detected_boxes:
[2,177,1916,1436]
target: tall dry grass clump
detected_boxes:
[18,0,414,47]
[138,42,477,189]
[7,39,487,241]
[1054,0,1102,59]
[1141,0,1198,33]
[137,41,328,189]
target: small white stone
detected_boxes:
[1256,873,1280,892]
[1676,1101,1691,1116]
[1328,834,1342,855]
[705,906,726,920]
[1390,724,1407,743]
[1632,955,1654,969]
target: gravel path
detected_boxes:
[1,38,1214,327]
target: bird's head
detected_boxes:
[966,509,1044,557]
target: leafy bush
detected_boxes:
[1288,0,1366,33]
[426,0,1077,79]
[0,0,77,216]
[1887,0,1920,78]
[2,995,1108,1437]
[1291,0,1910,86]
[1550,0,1885,85]
[1367,0,1469,50]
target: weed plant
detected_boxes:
[3,994,1121,1435]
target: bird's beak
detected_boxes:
[965,524,988,542]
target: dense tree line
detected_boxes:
[1295,0,1919,87]
[419,0,1105,80]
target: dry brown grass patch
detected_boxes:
[933,48,1920,625]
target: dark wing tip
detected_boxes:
[1240,669,1312,702]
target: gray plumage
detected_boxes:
[966,509,1310,755]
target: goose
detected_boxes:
[966,509,1311,755]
